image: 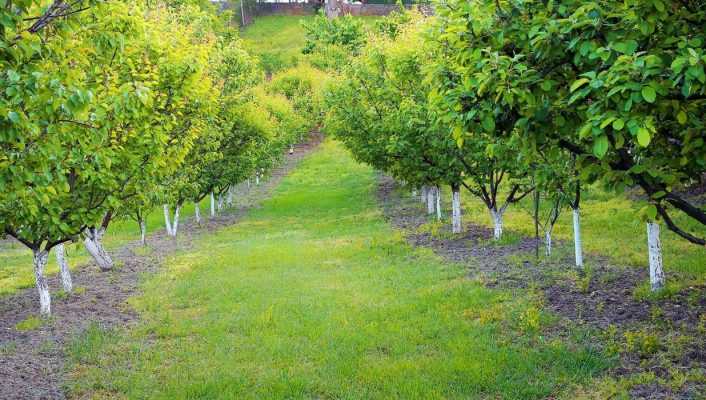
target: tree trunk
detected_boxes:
[426,186,435,215]
[163,204,173,235]
[227,187,234,207]
[435,186,442,220]
[490,208,504,240]
[452,186,462,234]
[647,221,665,291]
[217,193,224,211]
[210,192,216,217]
[55,243,73,293]
[194,202,201,226]
[256,173,260,186]
[289,145,294,154]
[421,186,428,204]
[172,205,181,237]
[140,219,147,246]
[84,228,113,271]
[33,249,51,317]
[572,207,583,268]
[545,230,553,256]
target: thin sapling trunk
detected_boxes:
[163,204,173,235]
[647,221,665,291]
[451,184,462,234]
[435,186,442,221]
[210,192,216,217]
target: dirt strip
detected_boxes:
[0,133,322,400]
[377,175,706,400]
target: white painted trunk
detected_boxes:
[545,230,553,256]
[217,193,224,211]
[452,188,462,234]
[33,250,51,316]
[421,186,428,204]
[256,173,260,186]
[194,203,201,225]
[435,186,442,220]
[55,243,73,293]
[647,221,665,291]
[210,192,215,217]
[163,204,173,235]
[490,208,504,240]
[426,187,435,215]
[227,187,234,207]
[84,228,113,271]
[289,145,294,154]
[572,207,583,268]
[140,220,147,245]
[172,205,181,237]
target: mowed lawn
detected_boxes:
[66,141,608,399]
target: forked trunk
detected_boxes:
[84,227,113,271]
[647,221,665,291]
[33,250,51,316]
[163,204,173,235]
[452,186,462,234]
[55,243,72,293]
[572,207,583,268]
[489,208,504,240]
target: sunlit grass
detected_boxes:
[65,140,609,399]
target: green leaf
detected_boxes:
[570,78,589,92]
[612,118,625,131]
[593,135,609,158]
[677,111,687,124]
[637,127,651,147]
[7,111,19,124]
[641,86,657,103]
[613,40,638,55]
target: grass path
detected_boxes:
[67,140,607,399]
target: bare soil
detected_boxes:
[0,133,322,400]
[377,175,706,400]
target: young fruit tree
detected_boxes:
[431,0,706,290]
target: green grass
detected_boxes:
[65,140,609,399]
[241,15,315,74]
[0,200,208,297]
[440,185,706,287]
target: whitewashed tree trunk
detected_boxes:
[545,230,553,256]
[217,193,224,211]
[210,192,216,217]
[435,186,442,220]
[426,187,435,215]
[163,204,173,235]
[421,186,428,204]
[227,187,234,207]
[33,250,51,316]
[452,187,462,234]
[489,208,504,240]
[55,243,73,293]
[84,228,113,271]
[194,202,201,226]
[647,221,665,291]
[572,207,583,268]
[289,145,294,154]
[140,219,147,245]
[256,173,260,186]
[171,205,181,237]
